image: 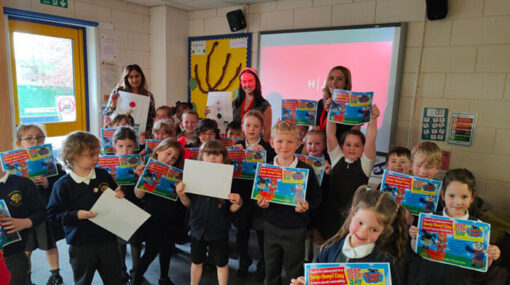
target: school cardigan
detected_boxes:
[264,160,322,229]
[47,168,118,246]
[187,191,234,241]
[0,174,45,257]
[316,237,404,285]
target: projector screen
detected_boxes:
[258,24,406,153]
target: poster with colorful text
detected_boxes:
[251,163,308,206]
[101,128,116,154]
[296,154,325,185]
[144,139,162,162]
[282,99,317,126]
[381,170,441,215]
[305,262,391,285]
[416,213,490,272]
[186,148,200,160]
[228,149,265,179]
[448,112,477,146]
[328,90,373,125]
[0,144,58,178]
[135,158,182,201]
[422,107,448,141]
[220,137,242,148]
[0,200,21,249]
[98,154,141,186]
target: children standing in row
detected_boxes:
[16,125,66,285]
[47,131,125,285]
[132,139,187,285]
[176,140,243,285]
[258,120,322,285]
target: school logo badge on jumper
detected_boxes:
[98,183,111,193]
[8,190,22,206]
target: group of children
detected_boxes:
[0,97,502,285]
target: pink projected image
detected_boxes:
[259,41,393,127]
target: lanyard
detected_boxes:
[240,98,255,121]
[319,109,328,130]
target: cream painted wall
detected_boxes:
[188,0,510,219]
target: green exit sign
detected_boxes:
[40,0,68,8]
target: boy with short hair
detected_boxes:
[386,146,412,175]
[411,141,441,179]
[226,121,244,139]
[257,120,322,285]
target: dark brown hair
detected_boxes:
[113,126,137,144]
[386,146,411,164]
[116,64,148,94]
[198,140,230,164]
[322,185,408,264]
[440,168,476,200]
[193,119,220,142]
[322,66,352,101]
[112,114,135,127]
[233,68,264,109]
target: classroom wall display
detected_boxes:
[281,99,317,126]
[304,262,392,285]
[422,107,448,141]
[328,90,373,125]
[448,112,477,146]
[416,213,491,272]
[0,144,58,178]
[251,163,309,206]
[188,34,252,118]
[381,170,442,215]
[259,24,406,153]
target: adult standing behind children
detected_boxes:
[316,66,361,141]
[103,64,156,135]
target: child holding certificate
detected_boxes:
[176,140,243,285]
[131,139,187,285]
[15,124,66,285]
[291,185,408,285]
[407,169,501,284]
[257,120,322,285]
[47,131,125,284]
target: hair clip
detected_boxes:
[365,187,371,191]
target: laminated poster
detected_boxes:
[220,137,242,148]
[0,144,58,178]
[144,139,162,162]
[0,200,22,249]
[98,154,141,186]
[187,148,200,160]
[135,158,182,201]
[228,149,266,179]
[305,262,391,285]
[282,99,317,126]
[296,154,325,185]
[416,213,490,272]
[422,107,448,141]
[251,163,308,207]
[328,89,373,125]
[101,128,116,154]
[448,112,477,146]
[381,170,441,215]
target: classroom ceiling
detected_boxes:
[123,0,274,10]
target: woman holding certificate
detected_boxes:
[316,66,360,142]
[103,64,156,135]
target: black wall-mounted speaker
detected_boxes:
[226,9,246,32]
[426,0,448,20]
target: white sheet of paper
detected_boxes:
[116,91,151,133]
[90,188,150,241]
[182,159,233,199]
[207,91,233,134]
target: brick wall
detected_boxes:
[189,0,510,219]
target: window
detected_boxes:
[8,19,87,137]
